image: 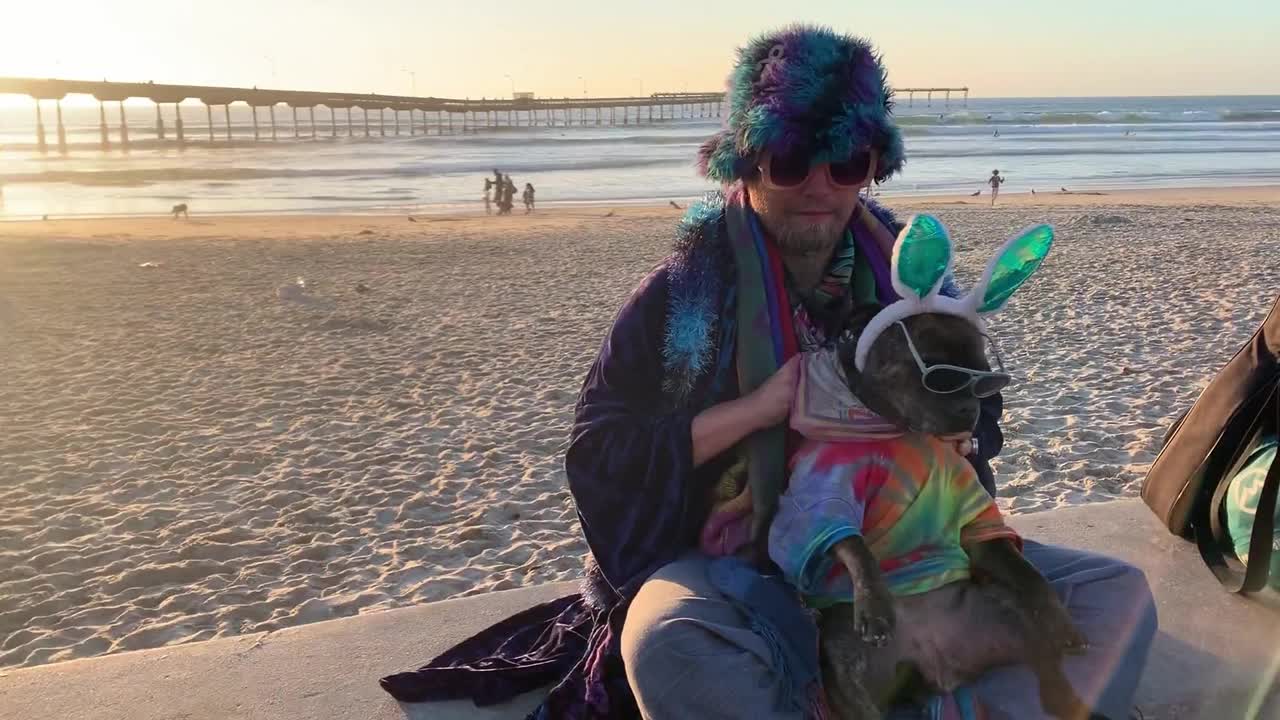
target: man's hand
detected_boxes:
[934,432,973,457]
[745,355,802,430]
[691,355,802,467]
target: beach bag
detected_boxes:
[1141,293,1280,593]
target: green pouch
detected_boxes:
[1224,435,1280,589]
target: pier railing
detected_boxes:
[0,77,968,153]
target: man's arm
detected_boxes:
[566,266,778,596]
[969,391,1005,497]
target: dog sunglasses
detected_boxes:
[758,147,878,189]
[896,321,1011,398]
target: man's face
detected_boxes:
[747,153,870,255]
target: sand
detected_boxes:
[1,186,1278,671]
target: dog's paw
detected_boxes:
[1036,668,1089,720]
[853,585,896,647]
[1033,599,1089,654]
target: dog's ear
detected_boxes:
[837,304,882,371]
[843,303,882,340]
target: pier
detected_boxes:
[0,77,968,154]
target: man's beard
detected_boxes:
[773,217,846,256]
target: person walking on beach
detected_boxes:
[483,178,493,215]
[380,25,1157,720]
[493,174,511,215]
[503,176,517,215]
[489,169,508,215]
[523,183,536,213]
[989,168,1006,206]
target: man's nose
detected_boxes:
[798,163,840,195]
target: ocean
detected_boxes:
[1,95,1278,220]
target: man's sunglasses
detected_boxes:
[898,321,1011,398]
[758,148,878,189]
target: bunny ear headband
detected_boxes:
[852,214,1055,372]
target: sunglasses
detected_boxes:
[758,148,878,189]
[897,321,1011,398]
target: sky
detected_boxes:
[1,0,1277,106]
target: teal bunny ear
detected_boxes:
[892,214,953,302]
[974,224,1054,314]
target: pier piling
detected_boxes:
[118,101,129,149]
[99,101,111,150]
[55,100,67,154]
[35,101,46,153]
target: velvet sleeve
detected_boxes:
[969,392,1005,497]
[565,266,711,596]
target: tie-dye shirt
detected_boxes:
[769,434,1019,605]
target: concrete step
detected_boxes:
[1,499,1276,719]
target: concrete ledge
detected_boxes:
[1,499,1277,719]
[0,581,574,720]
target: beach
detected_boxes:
[1,186,1278,671]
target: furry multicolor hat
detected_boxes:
[698,25,906,185]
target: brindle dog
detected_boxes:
[817,309,1089,720]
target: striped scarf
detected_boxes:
[789,229,858,342]
[703,199,887,563]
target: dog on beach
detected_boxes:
[171,203,189,219]
[816,313,1086,719]
[777,216,1085,719]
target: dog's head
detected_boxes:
[839,307,994,436]
[834,213,1052,435]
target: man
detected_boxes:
[989,169,1005,206]
[379,25,1156,720]
[598,27,1155,719]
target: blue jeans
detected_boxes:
[622,542,1158,720]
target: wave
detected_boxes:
[909,144,1280,159]
[899,113,1156,127]
[1221,110,1280,122]
[284,194,418,202]
[899,109,1280,126]
[0,138,319,153]
[898,115,988,126]
[10,143,1276,189]
[0,131,711,154]
[426,132,707,147]
[0,156,687,186]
